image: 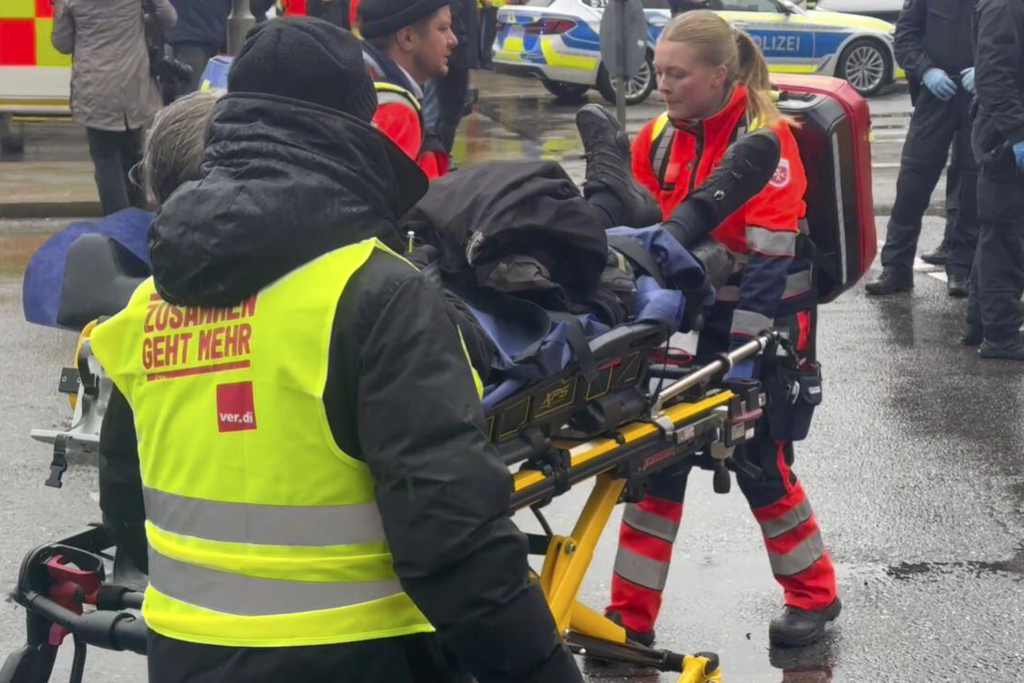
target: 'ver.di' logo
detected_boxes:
[216,382,257,432]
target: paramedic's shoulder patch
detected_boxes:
[770,159,791,189]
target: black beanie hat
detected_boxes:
[228,17,377,122]
[358,0,451,40]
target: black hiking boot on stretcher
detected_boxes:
[576,104,661,228]
[661,128,782,248]
[769,598,842,648]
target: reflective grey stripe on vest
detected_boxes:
[376,91,420,113]
[148,548,403,617]
[614,546,670,591]
[730,309,772,338]
[652,127,677,190]
[757,498,813,539]
[143,487,386,547]
[746,226,797,257]
[782,270,813,300]
[622,504,680,544]
[767,531,825,577]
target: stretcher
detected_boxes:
[1,279,777,683]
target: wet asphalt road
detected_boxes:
[3,78,1024,682]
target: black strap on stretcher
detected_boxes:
[607,234,668,288]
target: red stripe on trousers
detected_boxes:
[618,522,674,564]
[608,574,663,633]
[752,481,806,523]
[775,551,837,611]
[636,495,684,522]
[764,515,821,555]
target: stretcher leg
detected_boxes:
[534,473,723,679]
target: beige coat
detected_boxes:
[52,0,177,131]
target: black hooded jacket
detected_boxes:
[102,92,580,683]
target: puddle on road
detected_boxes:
[886,544,1024,581]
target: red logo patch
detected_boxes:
[769,159,791,188]
[216,382,257,432]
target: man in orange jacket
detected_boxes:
[360,0,456,178]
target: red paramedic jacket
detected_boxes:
[631,84,808,346]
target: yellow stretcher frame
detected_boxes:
[509,391,749,683]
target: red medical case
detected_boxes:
[772,74,877,304]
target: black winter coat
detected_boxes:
[894,0,977,81]
[449,0,480,70]
[972,0,1024,165]
[103,92,580,683]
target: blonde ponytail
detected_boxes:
[658,11,789,127]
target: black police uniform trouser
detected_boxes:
[85,128,144,217]
[881,87,979,279]
[966,166,1024,342]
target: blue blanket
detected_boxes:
[22,209,153,329]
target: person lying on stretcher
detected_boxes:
[84,37,783,683]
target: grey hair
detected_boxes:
[139,89,223,205]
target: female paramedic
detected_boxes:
[603,10,840,649]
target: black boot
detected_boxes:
[865,270,913,296]
[947,274,969,298]
[769,598,842,648]
[604,610,656,647]
[662,129,781,247]
[961,326,983,346]
[920,241,949,266]
[576,104,661,228]
[979,336,1024,360]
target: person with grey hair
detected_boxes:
[139,89,223,205]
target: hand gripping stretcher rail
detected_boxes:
[1,312,777,683]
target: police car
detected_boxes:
[493,0,899,104]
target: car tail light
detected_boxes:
[524,18,577,34]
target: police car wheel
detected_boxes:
[541,80,591,102]
[596,53,655,106]
[837,38,891,97]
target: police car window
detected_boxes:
[721,0,779,11]
[525,0,556,6]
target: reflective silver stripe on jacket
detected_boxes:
[782,270,813,300]
[143,487,386,547]
[652,127,677,190]
[148,548,403,616]
[613,547,671,591]
[767,532,825,577]
[757,498,813,539]
[376,91,419,113]
[622,504,680,544]
[730,310,772,338]
[716,285,741,303]
[746,226,797,257]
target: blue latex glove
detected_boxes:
[1014,141,1024,171]
[961,67,976,94]
[724,357,756,381]
[923,68,957,100]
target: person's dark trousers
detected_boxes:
[172,41,217,96]
[479,6,498,68]
[85,128,144,216]
[966,168,1024,342]
[940,154,959,245]
[148,631,471,683]
[881,86,978,279]
[436,66,472,154]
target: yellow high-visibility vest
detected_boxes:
[91,238,435,648]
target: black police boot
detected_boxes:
[768,598,842,648]
[920,241,949,266]
[865,269,913,296]
[961,326,983,346]
[604,610,656,648]
[979,336,1024,361]
[947,274,969,298]
[662,129,782,247]
[576,104,661,228]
